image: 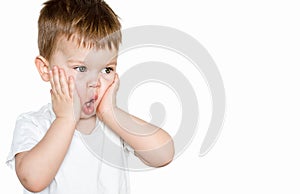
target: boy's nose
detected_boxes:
[88,78,101,88]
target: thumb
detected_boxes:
[111,73,120,93]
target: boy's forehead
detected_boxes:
[55,36,118,63]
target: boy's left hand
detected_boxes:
[96,74,119,121]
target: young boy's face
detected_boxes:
[49,37,118,119]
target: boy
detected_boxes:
[6,0,174,193]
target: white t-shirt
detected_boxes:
[6,104,131,194]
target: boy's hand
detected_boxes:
[49,66,81,123]
[96,74,119,121]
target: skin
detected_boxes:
[15,37,175,192]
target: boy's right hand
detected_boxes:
[49,66,81,124]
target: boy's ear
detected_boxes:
[35,56,50,82]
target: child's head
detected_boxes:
[38,0,121,60]
[35,0,122,120]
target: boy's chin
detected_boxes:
[80,111,97,119]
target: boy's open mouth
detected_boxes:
[82,95,98,115]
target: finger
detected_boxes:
[69,76,81,121]
[53,66,62,95]
[49,69,57,95]
[113,73,120,92]
[114,73,119,83]
[59,68,69,96]
[68,76,75,99]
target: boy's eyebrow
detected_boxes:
[67,59,117,66]
[107,60,117,66]
[67,59,85,64]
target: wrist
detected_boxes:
[98,106,118,122]
[54,117,77,129]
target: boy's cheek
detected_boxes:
[97,81,112,99]
[97,86,108,100]
[63,68,76,79]
[74,80,86,99]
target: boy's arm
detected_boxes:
[15,118,76,192]
[15,67,80,192]
[97,74,175,167]
[102,108,174,167]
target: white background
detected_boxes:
[1,0,300,193]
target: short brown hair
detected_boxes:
[38,0,122,60]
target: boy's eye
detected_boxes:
[101,67,114,74]
[74,66,87,72]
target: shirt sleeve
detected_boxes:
[6,114,44,170]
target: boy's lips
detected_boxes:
[82,95,98,115]
[94,94,98,101]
